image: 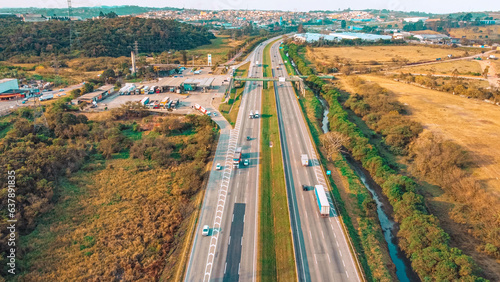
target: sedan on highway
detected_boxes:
[216,163,222,170]
[243,159,249,166]
[202,225,210,236]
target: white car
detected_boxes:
[243,159,249,166]
[202,225,210,236]
[216,163,222,170]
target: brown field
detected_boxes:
[357,75,500,197]
[448,25,500,41]
[398,60,483,76]
[308,46,480,66]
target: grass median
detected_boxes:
[258,40,296,282]
[219,62,250,126]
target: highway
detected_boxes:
[185,38,276,282]
[269,40,361,282]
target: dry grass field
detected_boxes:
[398,60,483,76]
[448,25,500,41]
[357,75,500,197]
[308,46,480,66]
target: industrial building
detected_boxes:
[71,85,114,105]
[294,32,392,43]
[0,79,27,101]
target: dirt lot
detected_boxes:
[357,75,500,197]
[448,25,500,41]
[308,45,480,66]
[398,60,483,76]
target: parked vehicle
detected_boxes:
[160,97,170,107]
[301,154,309,166]
[314,185,330,217]
[140,97,149,106]
[233,147,242,167]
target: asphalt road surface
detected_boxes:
[185,37,278,282]
[269,40,361,282]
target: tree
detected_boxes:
[181,50,187,66]
[298,23,305,33]
[341,20,347,29]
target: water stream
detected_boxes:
[318,97,415,282]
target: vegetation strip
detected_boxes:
[258,40,296,281]
[219,62,250,126]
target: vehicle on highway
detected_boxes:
[243,159,249,166]
[314,185,330,217]
[59,89,64,92]
[249,111,254,119]
[202,225,210,236]
[302,184,308,191]
[301,154,309,166]
[254,111,259,118]
[233,147,242,167]
[216,163,222,170]
[247,136,251,141]
[21,100,26,104]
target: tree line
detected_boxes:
[0,17,215,60]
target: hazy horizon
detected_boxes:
[1,0,499,14]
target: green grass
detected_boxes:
[258,39,296,282]
[220,62,250,126]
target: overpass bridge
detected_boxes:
[228,75,335,95]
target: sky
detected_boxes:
[0,0,499,14]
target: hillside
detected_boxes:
[0,17,215,60]
[0,103,217,280]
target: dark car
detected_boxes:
[247,136,251,141]
[302,185,308,191]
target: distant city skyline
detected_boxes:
[1,0,499,14]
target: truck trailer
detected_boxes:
[249,111,254,119]
[233,147,242,167]
[314,185,330,217]
[39,94,54,101]
[194,103,210,115]
[301,154,309,166]
[140,97,149,106]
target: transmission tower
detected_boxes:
[32,97,48,133]
[68,0,73,51]
[134,41,139,55]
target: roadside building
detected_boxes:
[158,76,185,93]
[71,85,114,105]
[0,79,28,101]
[21,14,47,22]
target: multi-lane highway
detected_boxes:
[185,38,276,282]
[269,40,361,282]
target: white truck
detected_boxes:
[301,154,309,166]
[140,97,149,106]
[314,185,330,217]
[39,94,54,101]
[249,111,254,119]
